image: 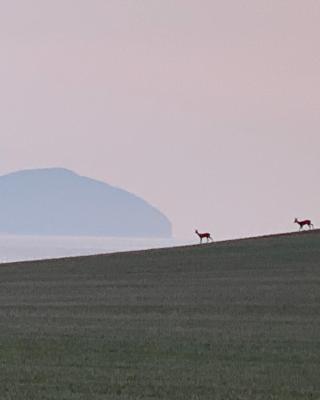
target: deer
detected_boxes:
[294,218,314,231]
[195,229,213,244]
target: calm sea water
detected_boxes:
[0,235,191,264]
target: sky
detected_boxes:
[1,0,319,240]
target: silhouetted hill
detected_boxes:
[0,168,172,237]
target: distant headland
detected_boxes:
[0,168,172,238]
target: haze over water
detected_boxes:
[0,235,190,264]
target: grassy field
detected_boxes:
[0,230,319,399]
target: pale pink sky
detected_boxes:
[1,0,319,239]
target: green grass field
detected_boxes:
[0,231,319,399]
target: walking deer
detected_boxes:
[294,218,314,230]
[195,229,213,244]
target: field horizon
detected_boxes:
[0,229,319,399]
[3,227,319,266]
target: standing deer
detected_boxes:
[294,218,314,230]
[195,229,213,244]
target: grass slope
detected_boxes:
[0,231,319,399]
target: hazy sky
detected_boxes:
[1,0,319,239]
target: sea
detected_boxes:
[0,235,192,264]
